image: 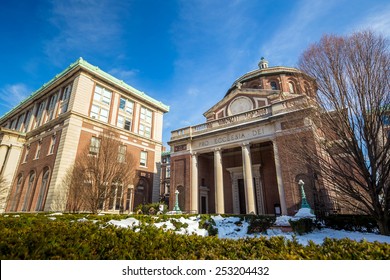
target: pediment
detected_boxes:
[203,89,276,121]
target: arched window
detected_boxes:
[108,182,123,211]
[22,171,36,212]
[288,82,296,93]
[270,81,278,90]
[10,175,23,211]
[35,168,50,211]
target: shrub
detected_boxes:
[1,214,389,260]
[134,202,167,215]
[246,215,276,234]
[198,215,218,236]
[289,218,316,235]
[323,215,379,233]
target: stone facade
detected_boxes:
[0,58,169,213]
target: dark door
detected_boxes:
[201,196,207,214]
[238,179,246,214]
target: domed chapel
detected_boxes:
[168,58,334,216]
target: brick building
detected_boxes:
[160,151,171,208]
[0,58,169,213]
[168,58,334,216]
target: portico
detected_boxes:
[189,136,286,215]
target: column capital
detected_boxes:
[241,141,251,148]
[214,147,222,152]
[191,151,198,157]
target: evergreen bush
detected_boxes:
[323,215,379,233]
[289,218,316,235]
[246,215,276,234]
[1,214,389,260]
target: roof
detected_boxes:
[224,65,311,97]
[0,58,169,122]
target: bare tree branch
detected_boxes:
[297,30,390,235]
[66,129,138,214]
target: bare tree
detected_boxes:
[297,30,390,235]
[66,129,138,214]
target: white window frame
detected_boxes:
[23,109,32,133]
[34,100,47,128]
[119,97,134,115]
[117,115,132,131]
[35,169,50,211]
[34,141,41,159]
[90,104,109,123]
[94,84,112,105]
[140,107,152,124]
[48,135,56,155]
[140,151,147,167]
[118,145,127,163]
[59,84,72,115]
[139,123,151,138]
[46,93,58,122]
[89,137,101,155]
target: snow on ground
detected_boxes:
[105,215,390,245]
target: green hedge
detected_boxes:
[323,215,379,233]
[289,218,316,235]
[1,214,389,260]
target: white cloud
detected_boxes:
[354,4,390,37]
[260,0,338,66]
[45,0,129,65]
[108,68,139,83]
[0,84,31,110]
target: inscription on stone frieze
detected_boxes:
[195,126,270,149]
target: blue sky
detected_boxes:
[1,0,389,147]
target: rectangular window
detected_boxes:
[89,137,101,155]
[48,135,56,155]
[94,85,112,105]
[139,123,151,138]
[23,146,30,163]
[140,151,147,167]
[91,84,112,123]
[117,115,132,131]
[90,105,109,123]
[140,107,152,124]
[119,97,134,114]
[166,166,171,178]
[34,142,41,159]
[118,145,127,163]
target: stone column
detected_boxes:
[214,148,224,214]
[273,141,287,215]
[241,142,256,214]
[191,152,198,214]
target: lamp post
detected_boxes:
[173,189,182,213]
[298,179,311,209]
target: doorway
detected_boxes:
[237,179,246,214]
